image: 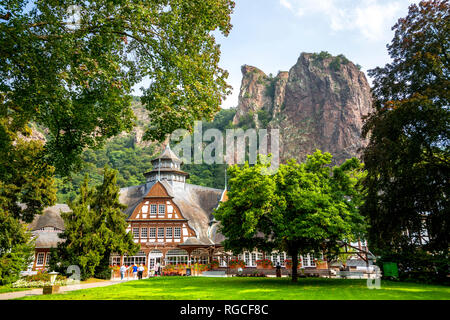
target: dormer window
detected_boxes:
[158,204,165,218]
[150,204,157,217]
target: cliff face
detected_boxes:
[233,52,373,164]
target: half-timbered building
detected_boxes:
[113,145,226,269]
[27,145,373,274]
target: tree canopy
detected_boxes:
[214,151,366,282]
[1,0,234,176]
[362,0,449,254]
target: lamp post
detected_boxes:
[43,272,60,295]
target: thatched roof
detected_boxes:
[32,231,64,248]
[28,204,70,231]
[26,204,69,249]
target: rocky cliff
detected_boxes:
[233,52,373,164]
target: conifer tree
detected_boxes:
[50,168,138,280]
[91,167,139,279]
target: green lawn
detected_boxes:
[0,285,29,294]
[17,277,450,300]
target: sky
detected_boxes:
[134,0,419,109]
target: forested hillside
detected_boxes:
[55,104,236,202]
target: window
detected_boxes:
[165,249,189,265]
[149,227,156,238]
[158,205,165,217]
[174,227,181,239]
[251,253,257,267]
[302,254,316,267]
[166,227,173,238]
[36,252,45,266]
[124,253,146,266]
[133,228,139,239]
[110,256,121,266]
[271,253,278,264]
[150,204,157,217]
[45,253,50,266]
[141,227,148,238]
[158,227,164,239]
[245,252,250,266]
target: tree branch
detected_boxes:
[0,12,11,20]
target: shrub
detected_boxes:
[11,279,69,288]
[257,109,271,127]
[377,248,449,285]
[312,51,333,61]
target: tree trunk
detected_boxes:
[292,253,299,282]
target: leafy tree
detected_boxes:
[214,151,366,282]
[1,0,234,175]
[0,132,55,283]
[0,208,35,284]
[50,168,138,280]
[362,0,449,256]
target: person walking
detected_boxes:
[138,264,145,280]
[132,264,138,279]
[120,264,129,280]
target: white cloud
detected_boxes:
[279,0,413,41]
[280,0,293,10]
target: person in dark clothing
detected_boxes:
[276,262,282,277]
[138,264,144,280]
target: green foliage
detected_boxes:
[377,246,449,285]
[0,120,54,285]
[257,109,271,127]
[312,51,333,61]
[265,78,276,100]
[183,108,236,189]
[214,151,366,282]
[56,108,236,200]
[50,168,139,280]
[1,0,234,175]
[362,0,449,256]
[55,135,156,203]
[256,77,266,85]
[236,112,255,130]
[329,54,350,71]
[0,209,35,285]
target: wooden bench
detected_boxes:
[337,271,365,279]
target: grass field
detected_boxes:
[17,277,450,300]
[0,285,29,294]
